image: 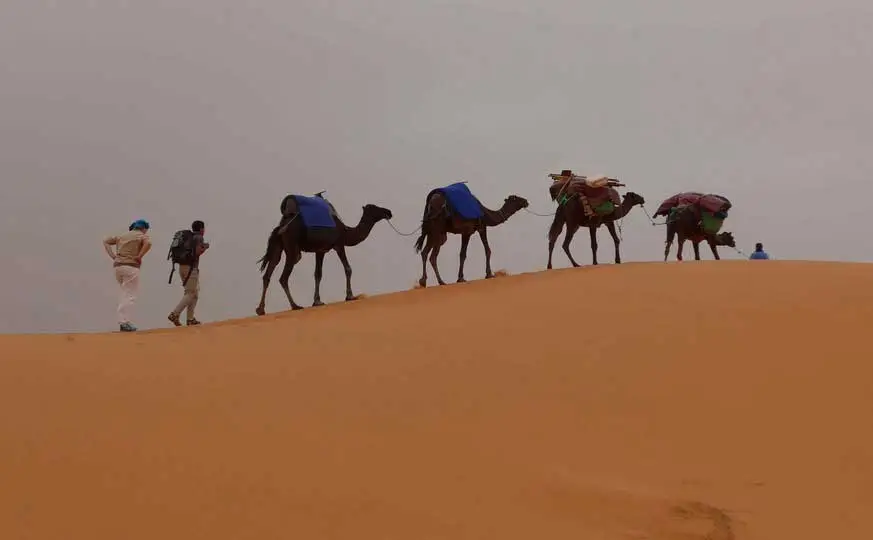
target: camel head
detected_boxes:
[362,204,393,222]
[623,191,646,207]
[717,231,736,248]
[504,195,529,212]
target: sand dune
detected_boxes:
[2,261,872,539]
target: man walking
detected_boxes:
[749,242,771,260]
[103,219,152,332]
[168,220,209,326]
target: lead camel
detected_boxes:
[256,194,392,315]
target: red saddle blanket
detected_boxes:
[654,192,730,218]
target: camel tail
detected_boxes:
[257,224,284,273]
[413,229,427,254]
[413,202,433,254]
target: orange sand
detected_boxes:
[2,261,872,539]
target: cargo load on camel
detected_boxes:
[654,192,732,234]
[548,169,625,217]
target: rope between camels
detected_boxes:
[523,207,556,217]
[386,220,423,237]
[729,245,748,258]
[641,205,667,226]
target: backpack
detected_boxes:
[167,229,195,284]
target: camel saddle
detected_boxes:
[280,192,342,221]
[549,172,622,217]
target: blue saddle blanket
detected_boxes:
[432,182,483,220]
[292,195,336,229]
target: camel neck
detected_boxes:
[482,204,513,226]
[343,214,377,246]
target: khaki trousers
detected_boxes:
[171,266,199,320]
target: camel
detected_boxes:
[546,185,646,269]
[413,190,528,287]
[255,196,393,315]
[663,206,736,261]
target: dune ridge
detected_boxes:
[2,260,872,539]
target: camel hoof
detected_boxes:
[345,296,359,302]
[291,305,304,311]
[615,260,622,264]
[437,281,446,286]
[255,307,265,316]
[485,274,494,279]
[418,279,427,288]
[457,278,466,283]
[312,301,324,307]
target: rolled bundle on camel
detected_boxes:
[256,192,393,315]
[546,169,646,268]
[413,181,528,287]
[654,192,736,261]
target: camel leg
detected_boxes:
[664,223,676,262]
[589,226,599,265]
[457,232,472,282]
[418,234,432,288]
[429,234,447,286]
[312,251,325,306]
[256,251,282,316]
[478,226,494,278]
[692,241,702,261]
[676,237,685,261]
[605,221,621,264]
[278,249,304,311]
[334,245,356,301]
[547,212,565,269]
[708,239,721,260]
[562,222,581,268]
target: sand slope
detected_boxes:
[2,261,873,539]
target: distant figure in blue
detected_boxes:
[749,242,770,260]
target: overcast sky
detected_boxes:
[2,1,871,333]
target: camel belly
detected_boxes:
[447,217,479,233]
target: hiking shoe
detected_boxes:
[119,322,137,332]
[168,312,182,327]
[186,319,201,326]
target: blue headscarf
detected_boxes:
[129,219,151,231]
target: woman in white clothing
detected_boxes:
[102,219,152,332]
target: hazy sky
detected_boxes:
[2,1,871,333]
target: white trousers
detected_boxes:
[114,265,140,324]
